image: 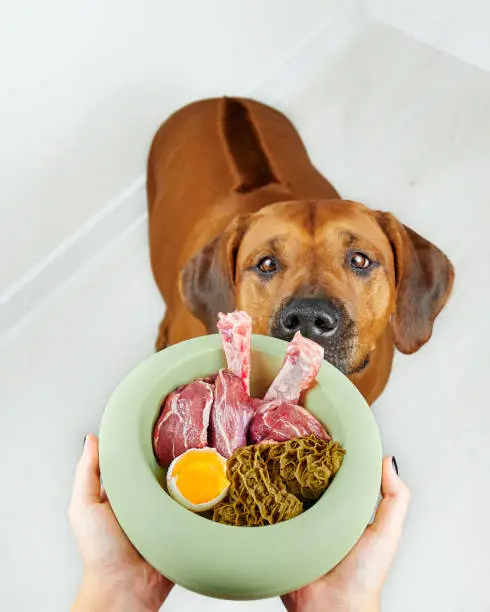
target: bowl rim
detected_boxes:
[99,334,382,600]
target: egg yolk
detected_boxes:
[172,450,229,505]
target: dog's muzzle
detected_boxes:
[270,297,357,374]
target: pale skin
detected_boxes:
[70,436,410,611]
[69,435,173,612]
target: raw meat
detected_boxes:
[210,311,254,457]
[153,379,214,467]
[264,331,324,403]
[250,331,327,443]
[210,369,254,458]
[217,311,252,394]
[153,312,328,468]
[249,400,330,444]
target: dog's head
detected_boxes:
[180,200,454,375]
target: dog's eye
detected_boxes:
[350,252,371,270]
[257,256,278,275]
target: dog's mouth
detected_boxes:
[347,354,371,375]
[269,299,369,376]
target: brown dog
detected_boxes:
[148,97,454,404]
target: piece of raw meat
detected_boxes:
[153,379,214,467]
[264,331,323,403]
[217,311,252,394]
[249,400,330,444]
[210,369,254,458]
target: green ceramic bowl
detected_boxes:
[99,334,382,600]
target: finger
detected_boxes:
[368,456,410,541]
[70,434,101,511]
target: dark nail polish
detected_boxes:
[392,456,399,475]
[83,435,87,450]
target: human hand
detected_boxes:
[282,456,410,612]
[69,434,173,612]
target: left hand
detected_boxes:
[69,434,173,612]
[282,456,410,612]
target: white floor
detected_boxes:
[2,16,490,612]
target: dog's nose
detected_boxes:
[279,298,340,340]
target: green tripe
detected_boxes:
[213,436,345,526]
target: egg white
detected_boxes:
[166,447,230,512]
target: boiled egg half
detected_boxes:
[166,448,229,512]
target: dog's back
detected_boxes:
[148,97,338,309]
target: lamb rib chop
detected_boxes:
[210,370,253,457]
[250,331,327,444]
[211,312,254,458]
[264,331,324,403]
[217,311,251,394]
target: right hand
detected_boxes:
[282,456,410,612]
[69,434,173,611]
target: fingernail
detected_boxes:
[392,456,399,475]
[83,435,87,451]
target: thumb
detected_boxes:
[367,456,410,550]
[70,434,102,514]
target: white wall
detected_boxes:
[365,0,490,71]
[0,0,333,296]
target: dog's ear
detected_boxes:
[179,215,251,331]
[377,212,454,354]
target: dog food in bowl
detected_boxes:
[152,311,345,525]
